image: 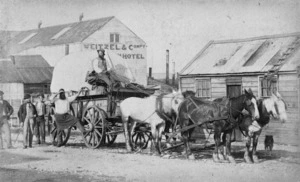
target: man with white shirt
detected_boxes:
[51,88,86,147]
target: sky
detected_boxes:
[0,0,300,74]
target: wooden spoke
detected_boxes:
[82,105,106,149]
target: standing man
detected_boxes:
[18,94,37,149]
[35,93,46,144]
[51,88,86,147]
[0,90,14,149]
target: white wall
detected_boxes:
[83,18,147,85]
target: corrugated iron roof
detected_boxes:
[0,55,53,83]
[0,60,23,83]
[13,55,51,67]
[180,32,300,75]
[0,16,114,57]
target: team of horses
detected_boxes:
[120,89,288,163]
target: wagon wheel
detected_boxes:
[105,121,118,146]
[132,124,152,150]
[50,106,71,146]
[82,105,106,149]
[161,125,183,153]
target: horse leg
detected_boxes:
[151,123,160,156]
[213,128,221,163]
[244,135,253,163]
[252,131,261,163]
[122,116,133,152]
[225,130,236,164]
[157,122,165,155]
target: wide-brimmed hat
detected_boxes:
[24,94,31,100]
[37,93,44,98]
[97,48,105,54]
[0,90,4,95]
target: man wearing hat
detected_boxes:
[0,90,14,149]
[34,93,46,144]
[86,49,114,91]
[18,94,37,149]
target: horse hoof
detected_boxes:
[218,153,225,161]
[228,156,236,164]
[244,157,253,164]
[253,155,259,163]
[213,153,220,163]
[188,154,195,160]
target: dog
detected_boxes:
[264,135,274,151]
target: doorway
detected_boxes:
[226,84,243,141]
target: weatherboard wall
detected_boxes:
[180,74,300,146]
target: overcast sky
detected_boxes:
[1,0,299,73]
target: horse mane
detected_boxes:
[182,90,196,98]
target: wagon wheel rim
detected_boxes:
[105,122,118,146]
[49,106,71,146]
[132,128,152,150]
[82,106,106,149]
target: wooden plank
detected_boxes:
[181,78,195,84]
[279,74,298,81]
[242,76,258,82]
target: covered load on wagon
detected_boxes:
[50,50,137,93]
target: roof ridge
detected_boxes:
[179,40,214,74]
[213,32,300,44]
[2,16,115,32]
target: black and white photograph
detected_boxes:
[0,0,299,181]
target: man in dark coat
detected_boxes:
[0,90,14,149]
[18,94,37,149]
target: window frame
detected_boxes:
[110,33,120,43]
[258,75,278,98]
[195,78,211,98]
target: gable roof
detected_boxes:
[0,16,114,57]
[0,55,53,83]
[180,32,300,76]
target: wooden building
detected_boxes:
[0,55,52,119]
[0,16,147,85]
[179,33,300,146]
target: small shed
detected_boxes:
[179,33,300,145]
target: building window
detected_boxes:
[260,76,278,97]
[51,27,72,40]
[110,33,119,43]
[195,79,211,98]
[18,32,37,44]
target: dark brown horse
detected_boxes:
[238,92,287,163]
[177,89,259,163]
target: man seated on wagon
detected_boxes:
[51,88,87,147]
[86,48,121,92]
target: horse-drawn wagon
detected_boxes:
[49,50,155,149]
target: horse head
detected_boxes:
[266,92,288,122]
[169,89,185,115]
[244,88,260,121]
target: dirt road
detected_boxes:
[1,131,300,182]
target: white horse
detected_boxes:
[120,90,184,154]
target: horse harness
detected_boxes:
[155,93,175,124]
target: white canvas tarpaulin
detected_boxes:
[51,50,136,93]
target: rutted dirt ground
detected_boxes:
[1,129,300,182]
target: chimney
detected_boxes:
[65,44,69,55]
[149,67,152,78]
[79,13,84,22]
[166,50,169,84]
[172,61,175,85]
[38,21,42,29]
[10,55,15,65]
